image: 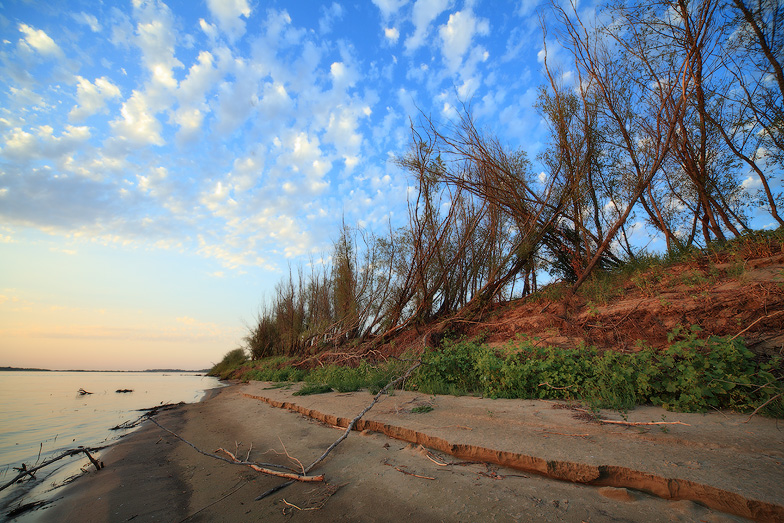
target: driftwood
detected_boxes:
[571,407,690,426]
[215,448,323,482]
[597,419,690,427]
[110,402,184,430]
[382,459,435,480]
[115,389,134,393]
[744,393,783,423]
[0,447,104,492]
[147,417,323,483]
[77,388,92,395]
[256,360,422,501]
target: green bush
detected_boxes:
[409,331,783,416]
[208,348,248,379]
[293,384,333,396]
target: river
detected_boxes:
[0,370,223,520]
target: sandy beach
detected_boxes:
[43,382,783,522]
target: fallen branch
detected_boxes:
[280,483,344,515]
[571,407,690,426]
[147,418,320,482]
[383,460,435,480]
[541,431,591,438]
[732,310,784,340]
[538,382,574,390]
[77,388,92,395]
[744,393,783,423]
[421,448,484,467]
[215,448,323,482]
[597,419,690,427]
[256,360,422,501]
[0,447,104,492]
[111,402,185,430]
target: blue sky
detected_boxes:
[0,0,560,370]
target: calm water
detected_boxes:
[0,371,223,520]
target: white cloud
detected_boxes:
[72,12,102,32]
[213,59,262,135]
[110,90,165,146]
[206,0,252,42]
[405,0,452,53]
[173,50,225,141]
[132,0,183,77]
[319,3,344,34]
[330,61,360,90]
[438,9,489,72]
[70,76,122,121]
[372,0,409,19]
[325,106,365,160]
[229,155,263,192]
[199,18,219,40]
[18,23,63,57]
[136,166,170,199]
[384,27,400,43]
[2,125,92,162]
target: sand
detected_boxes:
[42,382,784,522]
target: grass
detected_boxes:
[411,405,434,414]
[293,384,333,396]
[208,348,249,380]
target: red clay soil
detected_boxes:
[475,253,784,357]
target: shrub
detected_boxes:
[409,330,783,416]
[208,348,248,379]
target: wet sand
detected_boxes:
[43,382,783,522]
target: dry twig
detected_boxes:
[256,360,422,501]
[0,447,105,492]
[215,448,323,482]
[744,393,783,423]
[383,460,435,480]
[147,417,321,482]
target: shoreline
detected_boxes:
[41,381,783,522]
[41,386,215,522]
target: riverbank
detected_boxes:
[42,381,784,522]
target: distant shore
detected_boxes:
[0,367,208,373]
[43,381,784,522]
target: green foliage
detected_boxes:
[208,348,248,379]
[293,384,333,396]
[577,271,624,305]
[411,405,434,413]
[409,331,783,416]
[245,312,282,360]
[306,360,406,393]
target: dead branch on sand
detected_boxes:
[570,407,690,427]
[215,448,322,482]
[0,447,104,492]
[256,359,422,501]
[597,419,690,427]
[744,393,783,423]
[147,417,323,483]
[382,459,435,480]
[280,483,345,515]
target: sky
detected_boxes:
[0,0,560,370]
